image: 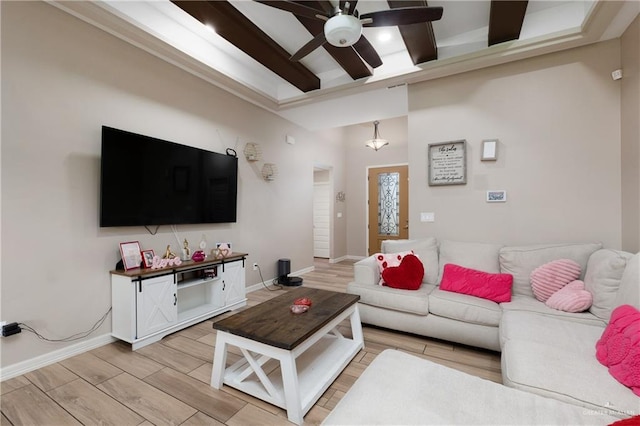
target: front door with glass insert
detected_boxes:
[367,165,409,255]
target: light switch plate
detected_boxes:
[420,212,435,222]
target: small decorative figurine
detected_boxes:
[217,242,231,258]
[163,245,176,259]
[182,238,191,260]
[199,234,207,251]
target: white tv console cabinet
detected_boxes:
[110,253,247,350]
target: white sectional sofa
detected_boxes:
[338,238,639,423]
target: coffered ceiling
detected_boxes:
[50,0,637,128]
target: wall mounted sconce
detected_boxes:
[336,191,346,202]
[365,120,389,151]
[481,139,498,161]
[244,142,262,162]
[262,163,278,181]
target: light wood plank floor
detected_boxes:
[1,259,501,425]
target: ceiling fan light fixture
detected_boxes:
[365,120,389,151]
[324,14,362,47]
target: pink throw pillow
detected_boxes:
[440,263,513,303]
[530,259,581,302]
[382,254,424,290]
[595,305,640,396]
[545,280,593,312]
[375,251,415,286]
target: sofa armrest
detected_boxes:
[354,256,380,286]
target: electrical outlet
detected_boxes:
[252,263,258,271]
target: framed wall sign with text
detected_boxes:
[428,140,467,186]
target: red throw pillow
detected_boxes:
[375,251,415,285]
[381,254,424,290]
[609,415,640,425]
[440,263,513,303]
[595,304,640,396]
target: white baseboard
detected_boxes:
[345,255,366,261]
[0,333,116,382]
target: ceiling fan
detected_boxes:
[255,1,443,68]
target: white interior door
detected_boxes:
[313,182,330,258]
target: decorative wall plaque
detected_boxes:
[428,140,467,186]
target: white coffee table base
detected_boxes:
[211,304,363,425]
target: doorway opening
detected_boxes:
[313,166,332,259]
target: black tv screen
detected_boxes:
[100,126,238,227]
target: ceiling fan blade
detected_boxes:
[290,31,327,61]
[315,1,335,15]
[254,1,327,21]
[361,6,443,27]
[353,36,382,68]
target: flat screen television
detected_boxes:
[100,126,238,227]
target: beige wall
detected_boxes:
[407,40,623,248]
[621,15,640,253]
[1,2,346,368]
[344,117,409,256]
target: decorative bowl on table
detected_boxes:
[290,304,309,314]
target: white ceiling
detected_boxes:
[51,0,638,129]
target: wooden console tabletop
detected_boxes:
[110,252,247,278]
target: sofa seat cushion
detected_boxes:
[499,310,605,349]
[499,242,602,298]
[322,349,619,425]
[428,288,501,326]
[346,281,433,315]
[502,340,640,418]
[501,295,606,327]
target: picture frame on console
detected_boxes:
[119,241,142,270]
[141,249,155,268]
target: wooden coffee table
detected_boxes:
[210,288,363,425]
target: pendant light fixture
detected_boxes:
[366,120,389,151]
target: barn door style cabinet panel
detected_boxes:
[111,253,247,349]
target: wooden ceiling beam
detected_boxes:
[171,0,320,92]
[388,0,437,65]
[488,0,528,46]
[293,0,373,80]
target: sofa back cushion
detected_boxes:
[613,253,639,312]
[437,240,503,284]
[584,249,634,320]
[499,243,602,297]
[382,238,439,285]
